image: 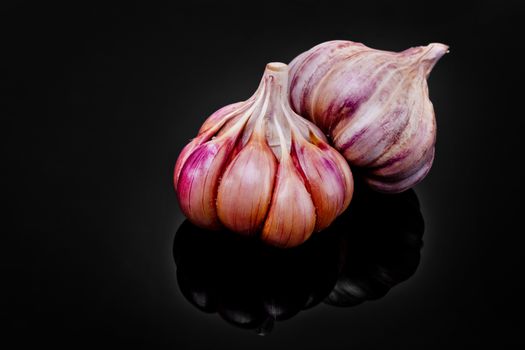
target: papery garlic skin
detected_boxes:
[289,40,448,193]
[174,62,354,248]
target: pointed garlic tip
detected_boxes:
[420,42,449,75]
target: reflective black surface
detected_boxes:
[174,187,424,335]
[3,0,524,348]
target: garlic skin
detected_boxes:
[174,63,354,248]
[289,40,448,193]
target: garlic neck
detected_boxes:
[405,43,449,76]
[251,63,294,157]
[419,43,449,76]
[263,62,289,106]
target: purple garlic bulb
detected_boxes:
[289,40,448,193]
[174,63,354,248]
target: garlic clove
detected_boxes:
[176,137,237,229]
[289,40,448,193]
[261,154,316,248]
[173,137,200,193]
[174,104,242,192]
[365,148,434,193]
[332,87,413,168]
[292,137,349,231]
[217,133,277,234]
[308,132,354,215]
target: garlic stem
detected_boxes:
[418,43,449,75]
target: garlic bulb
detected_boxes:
[174,62,354,248]
[289,40,448,193]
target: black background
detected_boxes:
[2,0,524,348]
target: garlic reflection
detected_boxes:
[289,41,448,193]
[173,185,425,335]
[174,63,354,247]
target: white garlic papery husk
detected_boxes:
[289,40,448,193]
[174,63,354,248]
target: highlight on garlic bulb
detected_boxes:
[174,62,354,248]
[289,40,448,193]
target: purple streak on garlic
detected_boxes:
[174,62,354,248]
[289,40,448,193]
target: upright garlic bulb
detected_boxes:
[289,40,448,193]
[174,63,354,248]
